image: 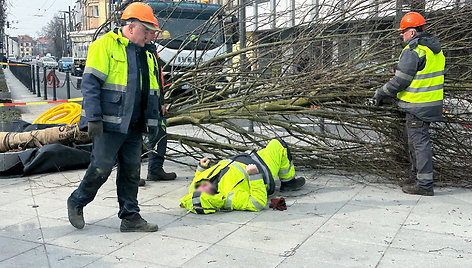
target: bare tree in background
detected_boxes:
[40,16,64,57]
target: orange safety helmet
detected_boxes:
[121,2,160,31]
[398,12,426,31]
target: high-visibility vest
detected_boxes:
[397,44,445,118]
[79,29,162,133]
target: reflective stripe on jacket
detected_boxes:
[79,29,161,133]
[397,44,445,121]
[180,160,267,214]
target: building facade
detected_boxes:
[7,36,18,58]
[34,37,54,57]
[18,35,34,57]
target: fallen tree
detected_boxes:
[0,124,90,153]
[159,1,472,186]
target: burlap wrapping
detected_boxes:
[0,124,91,153]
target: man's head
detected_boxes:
[400,27,418,42]
[196,181,216,195]
[121,2,159,47]
[144,26,158,44]
[398,12,426,42]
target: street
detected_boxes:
[35,67,82,100]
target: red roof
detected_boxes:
[18,35,33,42]
[37,37,53,44]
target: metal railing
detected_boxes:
[9,61,32,91]
[8,61,79,101]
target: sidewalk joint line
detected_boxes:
[275,184,367,267]
[374,195,422,267]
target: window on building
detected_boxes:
[90,5,99,17]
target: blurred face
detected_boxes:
[196,181,215,195]
[128,21,150,47]
[145,29,158,44]
[400,28,416,42]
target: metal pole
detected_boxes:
[254,0,258,29]
[36,65,41,97]
[270,0,276,29]
[31,64,36,94]
[290,0,295,28]
[43,66,48,100]
[68,6,72,56]
[68,6,72,32]
[239,0,253,132]
[66,70,71,99]
[64,13,67,56]
[52,68,57,101]
[109,0,112,20]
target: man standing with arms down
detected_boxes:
[138,29,177,187]
[373,12,445,196]
[67,2,163,232]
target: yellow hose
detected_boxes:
[33,103,82,124]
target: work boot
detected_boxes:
[398,177,416,187]
[402,184,434,196]
[67,197,85,229]
[280,177,306,192]
[147,169,177,181]
[120,214,158,233]
[138,179,146,187]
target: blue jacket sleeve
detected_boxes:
[81,73,104,122]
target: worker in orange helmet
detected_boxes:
[68,2,162,232]
[373,12,445,196]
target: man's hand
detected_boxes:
[88,121,103,139]
[161,105,167,116]
[245,164,259,175]
[373,89,386,106]
[199,157,210,168]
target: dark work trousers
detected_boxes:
[405,113,434,190]
[147,118,167,176]
[69,128,142,219]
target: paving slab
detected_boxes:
[85,255,170,268]
[247,209,327,236]
[111,234,211,267]
[278,235,387,268]
[390,228,472,259]
[48,224,147,255]
[0,236,41,262]
[218,225,310,256]
[0,245,49,268]
[377,247,472,267]
[0,208,37,230]
[2,163,472,267]
[159,216,241,244]
[316,218,398,246]
[182,244,284,268]
[404,194,472,238]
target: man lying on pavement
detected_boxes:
[180,139,306,214]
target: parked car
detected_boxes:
[22,55,33,62]
[38,57,58,69]
[7,56,16,63]
[58,57,74,72]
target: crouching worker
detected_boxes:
[180,139,305,214]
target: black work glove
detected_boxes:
[88,121,103,139]
[373,89,386,106]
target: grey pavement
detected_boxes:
[2,67,472,267]
[1,166,472,267]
